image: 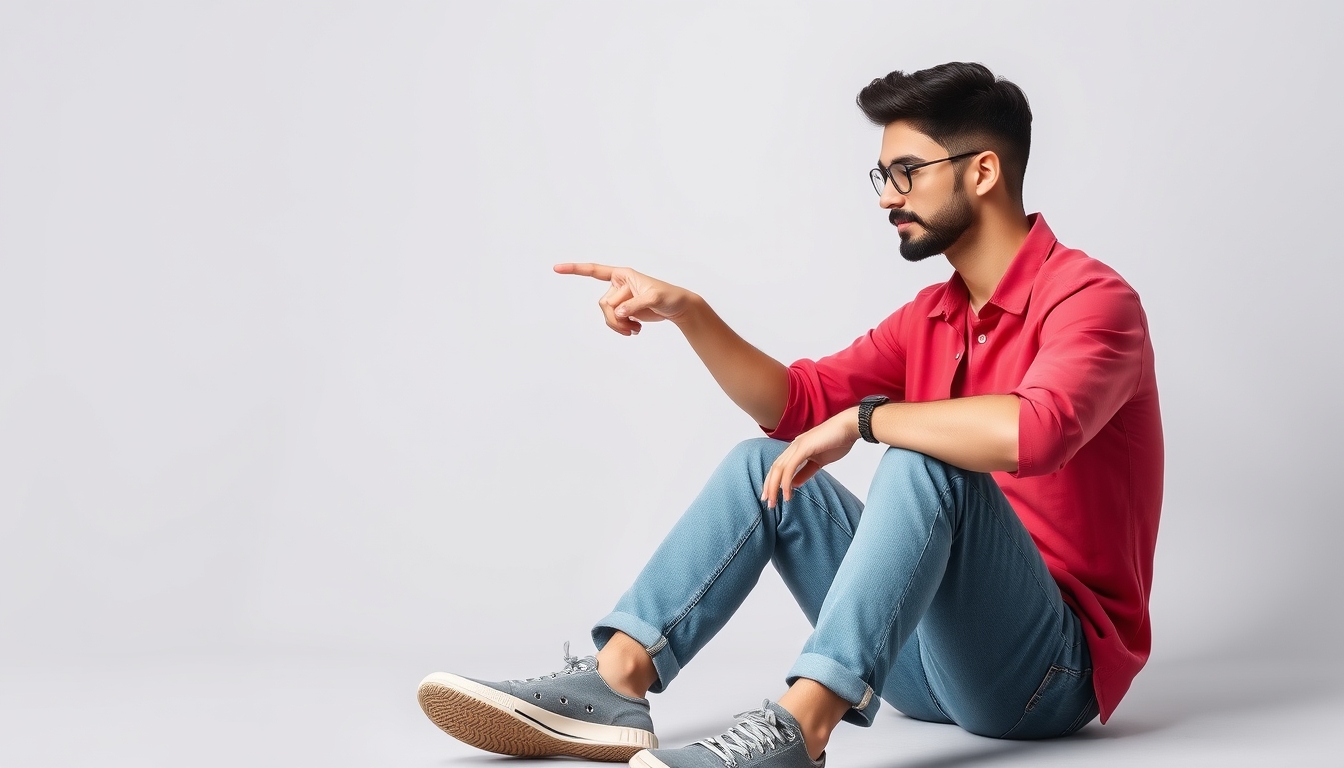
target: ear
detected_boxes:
[967,151,1002,199]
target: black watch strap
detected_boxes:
[857,395,890,444]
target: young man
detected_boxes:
[417,62,1163,768]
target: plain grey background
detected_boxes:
[1,2,1341,766]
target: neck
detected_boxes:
[945,208,1032,313]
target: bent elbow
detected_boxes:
[1004,435,1020,474]
[999,422,1020,473]
[1010,391,1076,477]
[1001,396,1021,473]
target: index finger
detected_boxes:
[554,262,615,281]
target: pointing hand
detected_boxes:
[554,263,697,336]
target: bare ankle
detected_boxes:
[595,631,658,699]
[777,679,850,761]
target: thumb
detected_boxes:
[791,461,822,488]
[615,289,663,319]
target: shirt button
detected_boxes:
[977,334,987,344]
[954,352,961,359]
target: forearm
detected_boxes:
[868,395,1020,473]
[672,296,790,430]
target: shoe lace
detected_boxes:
[512,641,592,682]
[695,700,797,768]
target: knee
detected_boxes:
[724,437,789,473]
[876,447,953,479]
[870,447,959,502]
[714,438,791,500]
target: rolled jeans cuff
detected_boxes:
[591,610,680,694]
[787,652,880,726]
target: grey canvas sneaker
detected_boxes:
[417,642,658,761]
[630,701,824,768]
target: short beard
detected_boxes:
[890,184,974,263]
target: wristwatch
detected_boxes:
[857,395,891,444]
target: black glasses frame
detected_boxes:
[870,151,983,195]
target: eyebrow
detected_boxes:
[879,154,924,167]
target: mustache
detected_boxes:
[888,209,924,227]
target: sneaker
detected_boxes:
[417,642,658,761]
[630,701,823,768]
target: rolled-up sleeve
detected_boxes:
[1011,279,1146,477]
[764,307,908,441]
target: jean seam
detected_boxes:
[1003,663,1089,739]
[1029,665,1082,712]
[792,485,855,540]
[915,635,954,723]
[970,480,1070,644]
[1062,691,1097,735]
[999,665,1062,738]
[1000,708,1030,738]
[865,477,955,689]
[660,508,762,638]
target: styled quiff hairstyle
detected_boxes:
[857,62,1032,202]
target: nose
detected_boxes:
[879,178,907,210]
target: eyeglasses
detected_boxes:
[869,151,983,195]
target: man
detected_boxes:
[417,62,1163,768]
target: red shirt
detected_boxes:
[765,214,1163,723]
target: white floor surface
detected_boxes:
[2,648,1340,767]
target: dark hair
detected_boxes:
[857,62,1032,202]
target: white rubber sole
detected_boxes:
[630,749,673,768]
[417,672,658,761]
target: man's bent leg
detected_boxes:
[592,438,865,693]
[903,473,1097,738]
[787,447,1097,738]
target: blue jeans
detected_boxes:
[593,438,1099,739]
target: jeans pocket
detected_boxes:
[1024,665,1075,712]
[1001,664,1095,740]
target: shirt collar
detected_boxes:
[926,212,1058,319]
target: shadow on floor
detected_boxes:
[862,646,1344,767]
[441,648,1344,768]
